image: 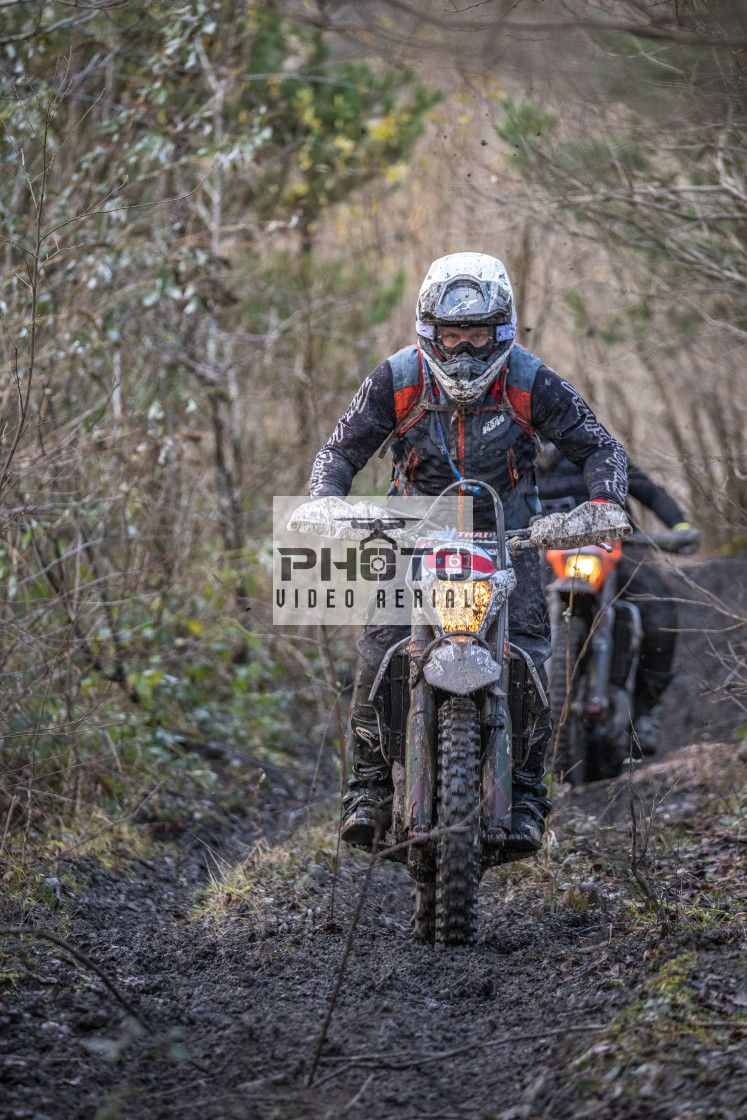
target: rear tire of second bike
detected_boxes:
[435,695,481,947]
[549,614,588,785]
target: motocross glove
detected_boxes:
[288,496,393,539]
[529,500,631,551]
[671,522,702,554]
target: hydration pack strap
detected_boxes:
[377,354,451,460]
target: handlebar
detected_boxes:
[626,528,701,555]
[290,491,686,560]
[288,499,631,558]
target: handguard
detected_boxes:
[529,500,631,551]
[288,496,394,539]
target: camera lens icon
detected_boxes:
[369,554,387,574]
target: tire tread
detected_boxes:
[435,695,481,946]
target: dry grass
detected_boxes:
[192,816,345,935]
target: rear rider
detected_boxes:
[308,252,630,852]
[536,445,701,753]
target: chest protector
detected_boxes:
[386,344,543,529]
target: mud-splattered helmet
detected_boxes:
[416,252,517,403]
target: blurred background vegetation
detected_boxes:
[1,0,745,848]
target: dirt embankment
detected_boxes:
[1,555,745,1120]
[659,553,747,751]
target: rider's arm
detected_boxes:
[627,462,687,528]
[530,366,628,507]
[308,361,397,497]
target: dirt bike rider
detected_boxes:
[308,252,630,853]
[536,445,701,754]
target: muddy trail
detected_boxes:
[1,556,746,1120]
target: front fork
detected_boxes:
[480,610,512,839]
[405,624,437,837]
[403,613,514,856]
[586,573,617,719]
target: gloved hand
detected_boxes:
[529,500,631,551]
[288,496,395,539]
[672,521,702,555]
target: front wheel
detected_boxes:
[435,695,481,946]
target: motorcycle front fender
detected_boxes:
[422,639,502,696]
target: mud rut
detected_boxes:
[2,556,746,1120]
[0,798,642,1120]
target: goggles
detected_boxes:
[416,318,517,344]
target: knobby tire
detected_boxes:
[435,695,481,947]
[549,614,588,785]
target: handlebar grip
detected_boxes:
[628,529,701,554]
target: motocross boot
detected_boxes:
[633,709,661,756]
[507,702,552,853]
[633,686,664,757]
[508,768,552,852]
[340,659,392,848]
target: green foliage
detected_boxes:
[0,537,328,834]
[496,98,556,168]
[369,267,407,326]
[245,23,441,228]
[497,98,654,191]
[1,1,437,248]
[562,289,588,334]
[599,313,625,347]
[0,1,434,842]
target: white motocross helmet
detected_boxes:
[416,252,517,404]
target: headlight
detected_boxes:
[564,554,603,584]
[431,578,493,633]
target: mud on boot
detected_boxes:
[340,764,392,848]
[506,768,551,854]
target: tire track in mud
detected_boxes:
[4,743,744,1120]
[1,834,617,1120]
